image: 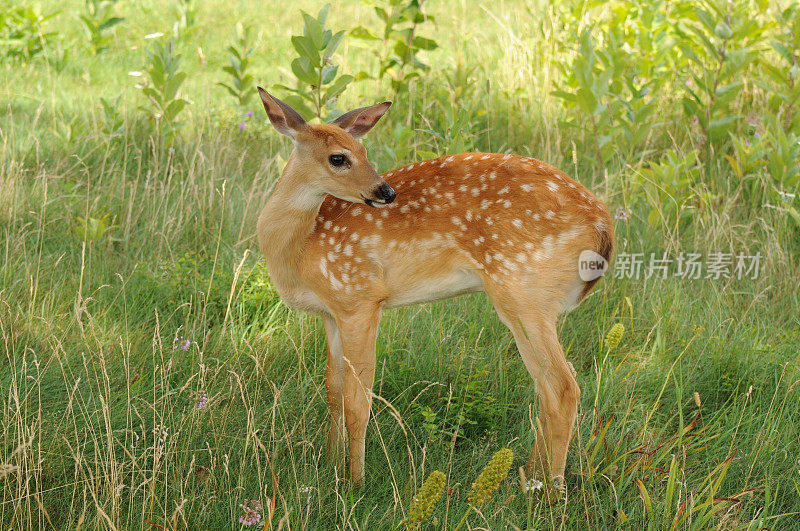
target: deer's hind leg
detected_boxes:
[484,283,581,496]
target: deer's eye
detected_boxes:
[329,154,347,167]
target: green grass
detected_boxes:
[2,0,800,528]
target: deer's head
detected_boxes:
[258,87,395,207]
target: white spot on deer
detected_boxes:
[351,207,362,216]
[382,209,389,218]
[545,210,556,219]
[481,154,491,160]
[568,182,576,188]
[498,186,510,195]
[424,206,431,213]
[524,242,535,250]
[546,181,559,192]
[484,253,493,263]
[464,155,473,161]
[512,218,523,229]
[503,200,512,208]
[343,244,353,256]
[331,200,338,208]
[446,156,455,163]
[400,205,410,213]
[319,258,328,278]
[365,213,373,222]
[594,219,607,231]
[473,238,481,245]
[408,164,415,170]
[350,232,360,242]
[328,237,335,245]
[492,233,499,240]
[533,213,541,221]
[489,171,497,180]
[542,235,555,256]
[376,219,383,228]
[516,252,526,262]
[323,220,332,230]
[386,172,394,177]
[465,210,473,221]
[327,251,338,263]
[334,243,342,253]
[329,274,343,290]
[502,153,512,161]
[521,184,534,192]
[459,184,468,192]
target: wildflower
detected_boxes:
[238,499,262,526]
[605,323,624,350]
[180,339,191,351]
[403,470,446,530]
[614,206,632,221]
[245,111,254,117]
[195,391,208,409]
[238,123,246,130]
[525,478,544,492]
[298,485,312,494]
[467,448,513,506]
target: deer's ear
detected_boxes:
[258,87,307,138]
[331,101,392,139]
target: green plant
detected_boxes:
[137,37,189,142]
[350,0,438,95]
[417,100,480,158]
[98,96,124,138]
[79,0,124,54]
[552,27,658,172]
[0,2,58,62]
[676,0,764,149]
[73,213,118,243]
[636,149,702,228]
[759,4,800,133]
[402,470,446,530]
[172,0,197,40]
[218,23,258,107]
[273,4,352,120]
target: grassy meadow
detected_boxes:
[2,0,800,528]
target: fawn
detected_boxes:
[255,87,614,495]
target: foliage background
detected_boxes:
[1,0,799,528]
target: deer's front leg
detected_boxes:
[322,315,346,459]
[336,305,381,484]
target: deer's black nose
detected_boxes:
[376,183,396,204]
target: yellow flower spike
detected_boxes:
[467,448,513,506]
[403,470,446,530]
[605,323,625,350]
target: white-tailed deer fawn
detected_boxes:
[256,87,614,494]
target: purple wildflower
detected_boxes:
[238,499,262,526]
[238,122,246,130]
[245,111,254,116]
[614,206,632,221]
[180,339,191,351]
[195,391,208,409]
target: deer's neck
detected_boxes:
[257,155,325,291]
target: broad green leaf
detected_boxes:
[320,64,338,85]
[291,57,318,85]
[291,35,320,67]
[324,30,345,61]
